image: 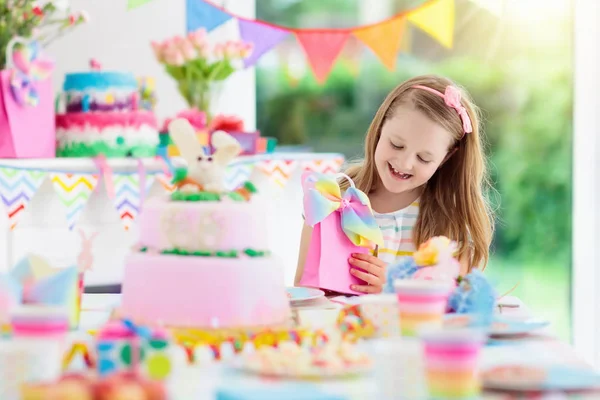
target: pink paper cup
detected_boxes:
[393,279,453,337]
[420,328,486,399]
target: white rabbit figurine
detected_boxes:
[78,229,98,273]
[168,118,242,193]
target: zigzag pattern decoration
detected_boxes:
[50,173,99,230]
[301,158,345,174]
[155,173,175,193]
[256,160,298,187]
[113,174,143,231]
[225,164,254,191]
[0,168,47,229]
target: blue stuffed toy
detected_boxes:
[383,256,419,293]
[447,269,497,327]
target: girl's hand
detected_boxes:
[348,253,387,294]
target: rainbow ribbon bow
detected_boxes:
[9,39,54,107]
[302,172,384,248]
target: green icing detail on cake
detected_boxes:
[226,192,245,201]
[215,250,238,258]
[171,191,222,202]
[146,248,268,257]
[57,142,157,158]
[244,248,267,257]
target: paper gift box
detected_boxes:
[96,319,174,380]
[299,172,384,295]
[0,254,81,329]
[0,38,55,158]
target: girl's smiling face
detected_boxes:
[374,105,455,195]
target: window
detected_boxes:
[256,0,574,342]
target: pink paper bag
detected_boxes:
[301,211,370,295]
[0,71,55,158]
[299,171,384,295]
[0,38,56,158]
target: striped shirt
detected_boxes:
[373,201,419,265]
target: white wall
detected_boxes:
[46,0,256,129]
[573,0,600,369]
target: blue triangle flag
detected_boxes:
[186,0,233,32]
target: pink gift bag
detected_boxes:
[0,37,55,158]
[299,172,384,295]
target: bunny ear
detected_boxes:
[78,228,86,240]
[211,130,242,165]
[168,118,207,166]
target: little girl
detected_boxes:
[295,75,494,294]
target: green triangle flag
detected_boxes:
[128,0,154,10]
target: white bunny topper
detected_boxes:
[168,118,242,193]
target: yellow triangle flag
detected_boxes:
[408,0,455,49]
[353,16,406,71]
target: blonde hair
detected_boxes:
[340,75,494,270]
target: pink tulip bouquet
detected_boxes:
[151,28,253,119]
[0,0,88,68]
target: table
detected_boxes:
[80,294,598,400]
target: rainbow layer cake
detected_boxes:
[56,66,159,157]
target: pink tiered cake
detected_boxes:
[120,119,290,328]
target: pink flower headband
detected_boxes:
[412,85,473,135]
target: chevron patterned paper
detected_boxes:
[112,174,144,230]
[155,173,175,193]
[225,164,254,191]
[301,157,344,174]
[50,173,99,230]
[256,160,298,187]
[0,168,47,229]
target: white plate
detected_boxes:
[443,314,549,337]
[482,365,600,392]
[230,358,372,380]
[286,287,325,303]
[489,318,550,337]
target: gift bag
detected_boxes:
[299,172,383,295]
[0,37,55,158]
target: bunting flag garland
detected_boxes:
[354,17,406,71]
[0,169,46,230]
[407,0,455,49]
[225,164,254,191]
[238,19,291,68]
[173,0,455,83]
[186,0,232,32]
[0,156,344,231]
[301,158,345,175]
[112,174,144,231]
[155,173,176,193]
[295,31,350,83]
[50,173,99,231]
[257,160,298,188]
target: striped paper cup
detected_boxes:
[421,328,486,399]
[393,279,453,337]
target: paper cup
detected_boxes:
[372,337,427,400]
[359,294,400,338]
[394,279,453,337]
[420,328,486,399]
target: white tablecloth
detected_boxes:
[78,294,592,400]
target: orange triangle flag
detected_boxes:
[353,16,406,71]
[296,31,349,83]
[408,0,455,49]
